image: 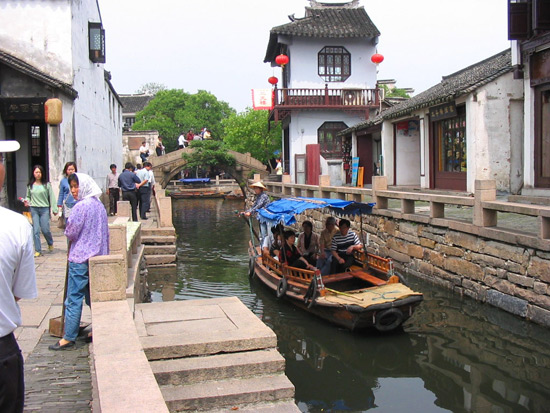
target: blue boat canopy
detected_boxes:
[257,197,375,226]
[179,178,211,184]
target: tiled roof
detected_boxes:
[119,94,154,114]
[272,7,379,38]
[265,5,379,62]
[0,49,78,98]
[341,49,513,134]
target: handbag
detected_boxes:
[57,213,66,229]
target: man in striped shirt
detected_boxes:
[330,218,362,274]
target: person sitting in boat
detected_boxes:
[262,224,284,259]
[297,220,319,266]
[243,182,270,242]
[330,219,362,274]
[316,217,339,276]
[280,230,316,271]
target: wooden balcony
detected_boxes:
[269,86,381,122]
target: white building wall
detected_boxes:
[287,37,378,89]
[522,62,536,192]
[466,73,523,193]
[0,0,73,84]
[287,110,366,183]
[70,1,123,189]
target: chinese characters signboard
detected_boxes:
[429,102,457,121]
[0,98,46,121]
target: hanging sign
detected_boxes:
[0,98,45,121]
[251,89,274,110]
[429,102,457,121]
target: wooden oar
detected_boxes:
[325,287,364,301]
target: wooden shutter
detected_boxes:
[534,0,550,31]
[508,1,532,40]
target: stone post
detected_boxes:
[117,200,131,218]
[372,176,388,209]
[159,197,172,228]
[473,179,497,227]
[89,255,127,302]
[319,175,330,187]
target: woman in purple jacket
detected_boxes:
[49,173,109,351]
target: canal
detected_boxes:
[148,198,550,413]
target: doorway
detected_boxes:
[535,85,550,188]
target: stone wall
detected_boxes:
[248,195,550,328]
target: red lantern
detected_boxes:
[371,53,384,64]
[275,54,289,66]
[268,76,278,85]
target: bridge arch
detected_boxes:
[151,148,269,190]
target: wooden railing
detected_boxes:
[274,86,380,108]
[260,177,550,250]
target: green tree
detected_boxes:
[182,140,235,176]
[380,84,410,99]
[132,89,235,152]
[136,82,167,95]
[223,109,282,171]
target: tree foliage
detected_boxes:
[182,140,235,171]
[222,109,281,170]
[136,82,167,95]
[380,84,411,99]
[132,89,235,151]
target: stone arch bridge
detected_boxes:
[151,148,268,190]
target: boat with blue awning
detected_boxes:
[247,197,423,332]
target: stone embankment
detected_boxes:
[256,176,550,328]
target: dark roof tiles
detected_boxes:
[343,49,513,134]
[271,7,380,38]
[119,94,154,114]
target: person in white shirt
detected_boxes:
[178,132,187,149]
[139,141,149,163]
[0,140,38,412]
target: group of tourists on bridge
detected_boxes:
[178,127,212,149]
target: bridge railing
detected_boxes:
[260,177,550,249]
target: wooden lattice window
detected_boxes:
[318,46,351,82]
[318,121,348,159]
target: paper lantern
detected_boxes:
[275,54,289,66]
[268,76,278,85]
[44,98,63,125]
[371,53,384,64]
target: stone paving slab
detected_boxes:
[135,297,277,361]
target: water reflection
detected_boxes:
[148,199,550,412]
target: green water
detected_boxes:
[148,198,550,412]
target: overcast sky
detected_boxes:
[100,0,510,112]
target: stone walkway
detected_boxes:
[16,208,159,410]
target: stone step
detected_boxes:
[144,245,177,255]
[142,227,176,236]
[145,254,177,265]
[151,349,285,386]
[161,374,295,412]
[207,400,301,412]
[141,235,176,245]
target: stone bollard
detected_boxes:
[254,173,261,182]
[372,176,388,209]
[89,254,127,302]
[319,175,330,187]
[117,200,131,218]
[473,179,497,227]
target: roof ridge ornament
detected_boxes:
[308,0,360,8]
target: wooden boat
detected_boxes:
[169,191,223,199]
[246,197,423,332]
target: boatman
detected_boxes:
[330,218,362,274]
[0,140,38,412]
[243,182,270,243]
